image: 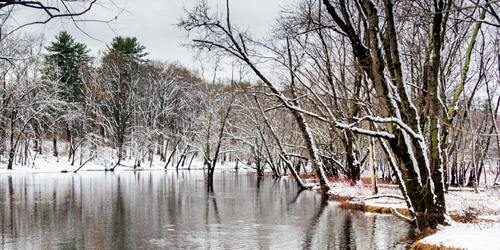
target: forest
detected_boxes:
[1,0,500,247]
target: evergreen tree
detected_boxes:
[44,31,90,102]
[103,36,147,76]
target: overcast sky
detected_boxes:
[10,0,284,77]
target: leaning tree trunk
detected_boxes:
[291,109,331,193]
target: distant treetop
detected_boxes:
[104,36,148,64]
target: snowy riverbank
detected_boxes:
[324,181,500,250]
[414,222,500,250]
[0,153,244,174]
[327,181,500,219]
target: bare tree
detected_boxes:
[179,0,333,193]
[0,32,61,169]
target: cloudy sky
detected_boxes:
[10,0,284,76]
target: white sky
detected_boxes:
[7,0,285,77]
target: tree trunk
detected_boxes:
[293,109,331,193]
[53,133,58,157]
[188,153,195,170]
[370,138,378,195]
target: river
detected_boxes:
[0,171,416,249]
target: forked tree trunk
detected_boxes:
[322,0,449,230]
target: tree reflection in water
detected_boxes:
[0,171,416,249]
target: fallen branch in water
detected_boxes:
[73,154,97,173]
[390,207,416,224]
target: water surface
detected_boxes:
[0,171,416,249]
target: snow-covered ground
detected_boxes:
[0,138,257,174]
[419,222,500,250]
[0,144,245,174]
[0,155,245,173]
[418,186,500,249]
[327,180,500,221]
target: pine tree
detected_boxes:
[102,36,148,80]
[44,31,90,102]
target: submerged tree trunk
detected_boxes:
[164,139,180,169]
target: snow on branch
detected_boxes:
[282,100,328,122]
[335,123,395,139]
[284,153,308,160]
[0,55,33,64]
[390,207,416,224]
[351,115,423,141]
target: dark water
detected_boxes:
[0,171,416,249]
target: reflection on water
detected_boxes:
[0,171,416,249]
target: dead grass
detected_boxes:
[328,194,355,202]
[338,200,411,217]
[339,200,364,210]
[449,206,480,223]
[411,241,465,250]
[299,173,318,180]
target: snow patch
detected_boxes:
[420,222,500,250]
